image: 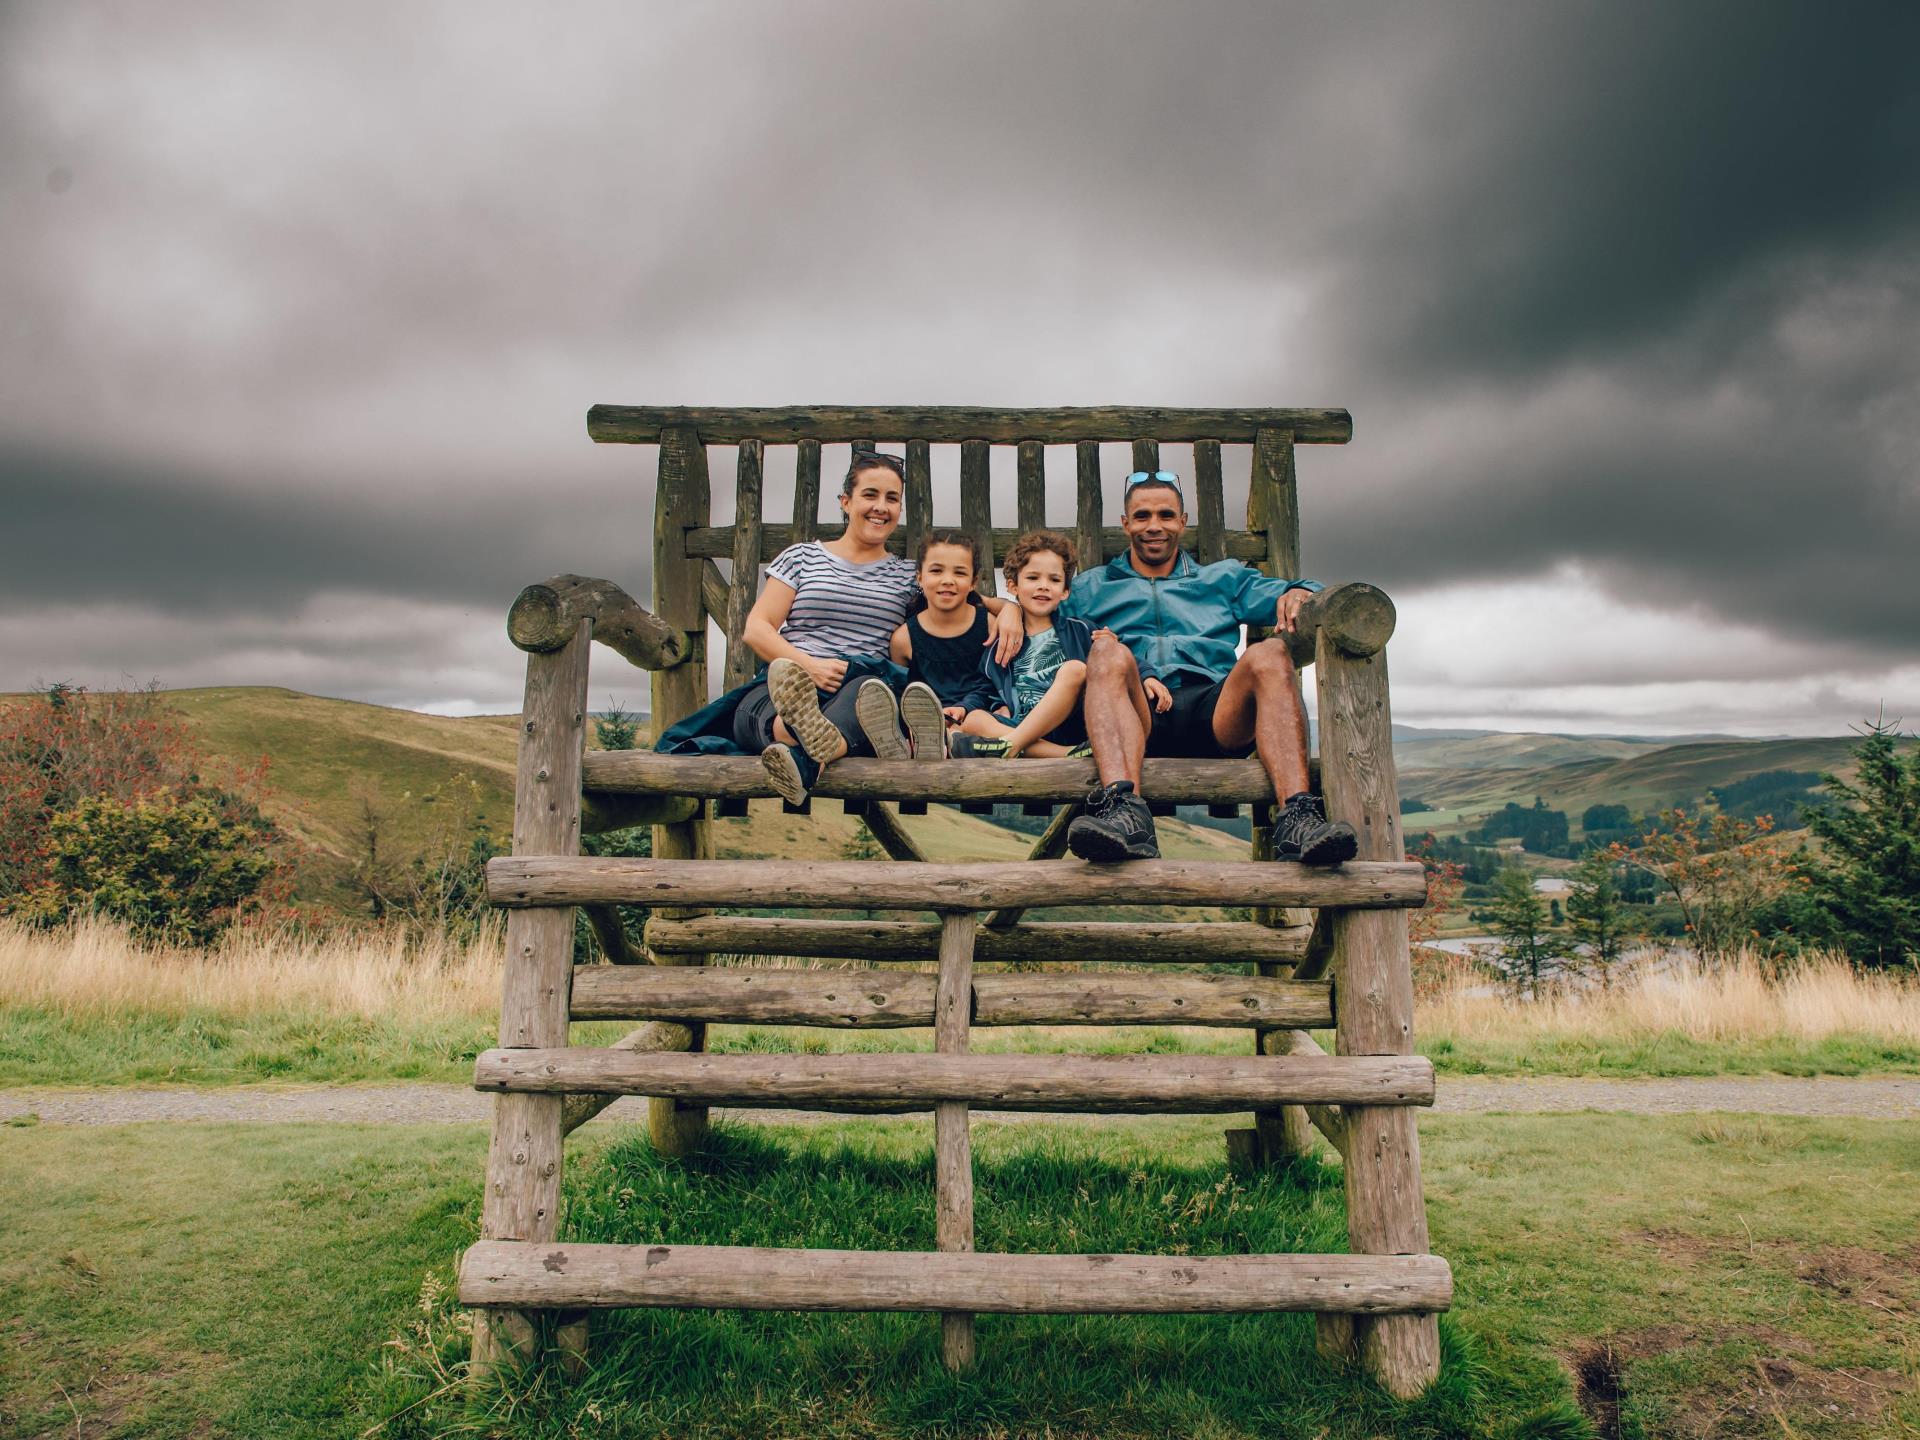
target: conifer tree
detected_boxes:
[1484,868,1570,999]
[1799,720,1920,969]
[1566,849,1633,987]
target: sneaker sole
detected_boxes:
[1066,817,1160,864]
[760,744,809,807]
[899,683,946,761]
[854,680,909,760]
[766,659,846,765]
[1298,827,1359,867]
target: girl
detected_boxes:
[888,530,997,760]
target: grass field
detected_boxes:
[4,920,1916,1088]
[1,1113,1914,1438]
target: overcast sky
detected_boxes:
[4,1,1917,734]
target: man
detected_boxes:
[1055,470,1357,865]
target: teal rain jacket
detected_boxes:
[1059,550,1321,688]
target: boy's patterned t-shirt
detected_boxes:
[1010,625,1066,721]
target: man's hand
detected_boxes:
[1143,677,1173,713]
[988,602,1026,665]
[799,655,848,692]
[1276,587,1313,634]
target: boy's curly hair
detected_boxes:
[1003,529,1078,587]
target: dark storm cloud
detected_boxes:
[1,1,1917,718]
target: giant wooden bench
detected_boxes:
[461,406,1447,1398]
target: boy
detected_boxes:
[886,530,998,760]
[954,530,1092,759]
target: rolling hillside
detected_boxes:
[162,687,1245,910]
[1398,736,1869,836]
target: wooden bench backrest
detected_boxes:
[589,404,1349,704]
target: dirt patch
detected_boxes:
[1634,1229,1917,1319]
[1563,1321,1910,1439]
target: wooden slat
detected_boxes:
[473,1050,1436,1110]
[588,405,1355,445]
[1016,440,1045,531]
[960,441,994,597]
[642,916,1311,965]
[488,856,1429,912]
[685,522,1266,564]
[568,966,1334,1028]
[859,802,926,863]
[583,751,1305,804]
[461,1243,1451,1315]
[904,439,932,559]
[1193,438,1226,564]
[935,911,976,1370]
[791,439,822,543]
[1075,441,1104,572]
[1131,438,1160,473]
[723,440,764,689]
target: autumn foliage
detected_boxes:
[0,684,290,942]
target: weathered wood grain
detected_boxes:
[1074,441,1104,572]
[685,521,1266,565]
[507,575,689,671]
[487,856,1429,912]
[960,441,994,596]
[790,439,822,544]
[461,1243,1451,1315]
[904,439,932,560]
[472,1049,1436,1111]
[935,912,977,1370]
[1193,439,1226,564]
[1317,627,1438,1397]
[567,966,1334,1028]
[587,405,1354,445]
[582,751,1297,803]
[723,441,764,690]
[1016,440,1046,531]
[641,915,1310,965]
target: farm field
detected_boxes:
[1,1113,1914,1438]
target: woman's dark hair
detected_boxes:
[842,448,906,496]
[915,527,980,573]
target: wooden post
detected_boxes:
[1192,439,1226,564]
[1244,426,1315,1166]
[472,620,592,1377]
[904,439,933,559]
[1317,630,1440,1397]
[649,425,713,1156]
[1074,441,1104,571]
[935,911,978,1370]
[791,439,822,543]
[1131,438,1159,474]
[1016,440,1045,531]
[723,440,764,690]
[960,441,993,596]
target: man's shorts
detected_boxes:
[1144,677,1249,758]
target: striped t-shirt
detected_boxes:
[764,542,920,659]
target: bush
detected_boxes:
[14,790,286,944]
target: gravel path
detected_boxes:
[2,1075,1915,1127]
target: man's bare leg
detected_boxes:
[1210,639,1310,798]
[1083,636,1151,789]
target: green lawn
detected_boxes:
[2,1114,1914,1438]
[3,1006,1914,1088]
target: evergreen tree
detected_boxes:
[1798,721,1920,969]
[1484,868,1570,999]
[595,700,641,752]
[1566,849,1633,987]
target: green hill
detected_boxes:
[162,687,1246,912]
[1398,736,1872,836]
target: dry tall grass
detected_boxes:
[0,916,503,1021]
[3,920,1916,1049]
[1420,947,1920,1045]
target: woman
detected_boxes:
[740,449,1020,803]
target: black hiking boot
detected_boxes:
[949,734,1011,759]
[1270,790,1358,867]
[1066,780,1160,862]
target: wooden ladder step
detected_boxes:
[643,916,1311,965]
[472,1050,1433,1112]
[487,857,1427,912]
[459,1241,1452,1315]
[569,966,1334,1029]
